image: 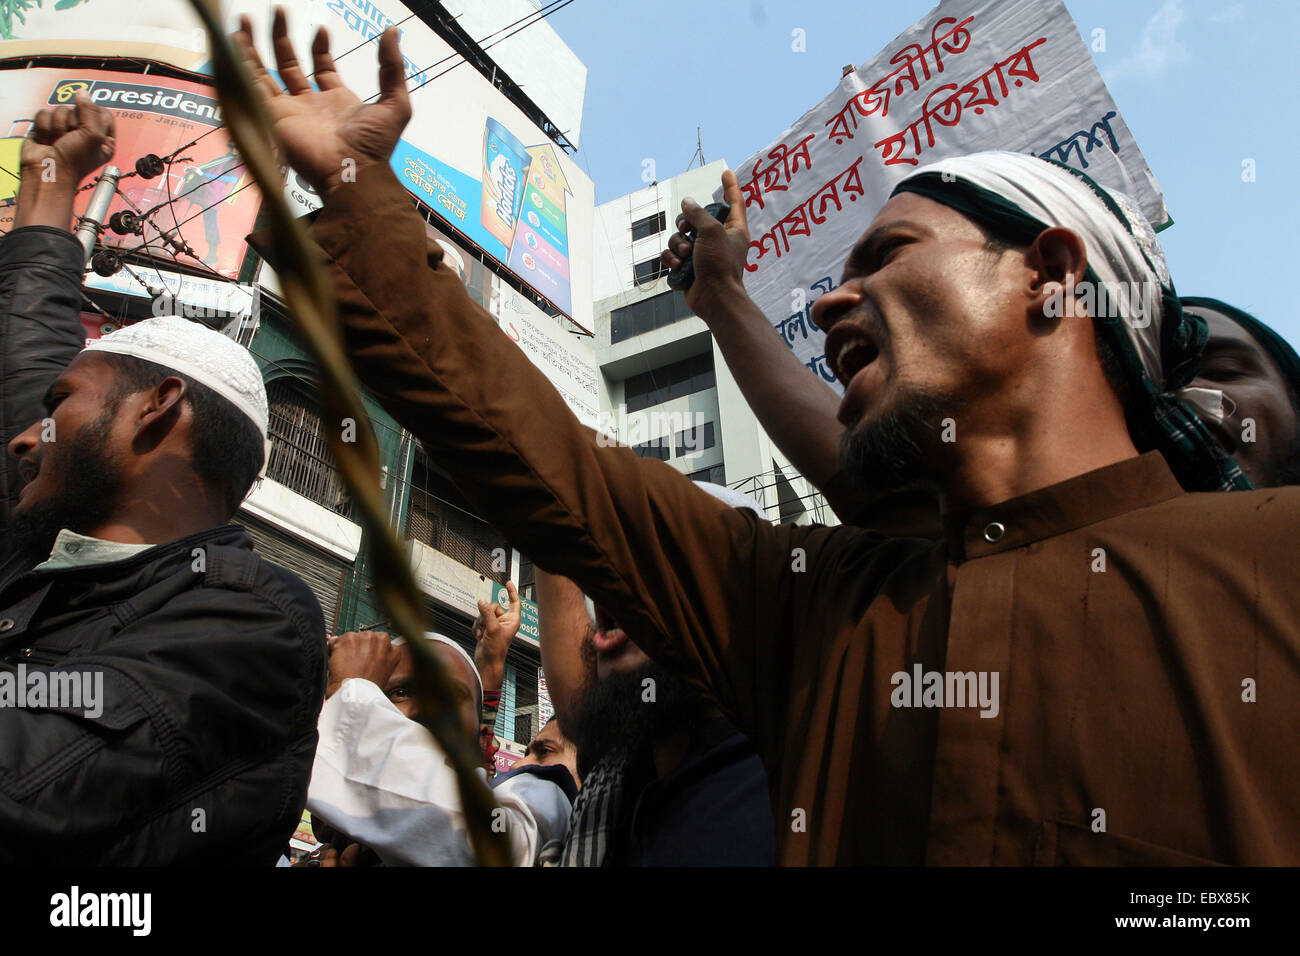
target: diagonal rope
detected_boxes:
[185,0,509,866]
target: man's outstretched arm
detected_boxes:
[234,14,809,739]
[0,94,115,565]
[533,569,595,735]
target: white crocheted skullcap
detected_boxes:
[84,315,268,438]
[424,632,483,712]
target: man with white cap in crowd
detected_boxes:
[305,626,574,866]
[242,17,1298,865]
[0,92,326,864]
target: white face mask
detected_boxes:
[1176,386,1237,425]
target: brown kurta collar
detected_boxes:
[941,451,1186,562]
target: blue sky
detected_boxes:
[547,0,1300,348]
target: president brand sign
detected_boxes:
[1,68,259,280]
[49,78,223,124]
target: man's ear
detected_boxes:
[132,376,188,450]
[1024,227,1088,320]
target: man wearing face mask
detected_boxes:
[1180,298,1300,488]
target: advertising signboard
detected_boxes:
[0,68,260,279]
[0,0,595,329]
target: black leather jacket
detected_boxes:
[0,224,326,864]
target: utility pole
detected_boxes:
[76,166,121,263]
[685,126,706,170]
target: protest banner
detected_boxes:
[727,0,1168,389]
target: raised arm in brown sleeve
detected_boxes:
[292,165,898,760]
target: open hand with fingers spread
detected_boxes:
[660,169,752,320]
[233,7,411,197]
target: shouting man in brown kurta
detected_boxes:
[237,16,1299,865]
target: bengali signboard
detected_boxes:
[407,539,495,619]
[727,0,1167,391]
[401,218,598,429]
[83,264,256,322]
[537,674,554,727]
[491,277,599,429]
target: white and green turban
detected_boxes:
[893,150,1249,492]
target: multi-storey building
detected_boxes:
[593,161,841,525]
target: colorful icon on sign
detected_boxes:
[52,80,91,103]
[507,142,574,316]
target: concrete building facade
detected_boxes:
[593,160,840,525]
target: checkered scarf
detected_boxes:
[543,748,631,868]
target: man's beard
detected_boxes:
[570,639,701,779]
[1264,424,1300,487]
[10,408,126,562]
[839,385,963,493]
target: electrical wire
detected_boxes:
[155,0,573,174]
[399,0,576,99]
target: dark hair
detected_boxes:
[101,353,264,516]
[974,219,1130,406]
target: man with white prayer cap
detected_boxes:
[0,98,326,864]
[244,17,1300,866]
[304,627,574,866]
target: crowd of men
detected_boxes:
[1,11,1297,866]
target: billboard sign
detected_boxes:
[0,68,260,279]
[491,278,599,429]
[424,219,599,429]
[0,0,596,330]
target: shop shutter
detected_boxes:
[235,513,348,631]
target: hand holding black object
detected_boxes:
[661,169,751,317]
